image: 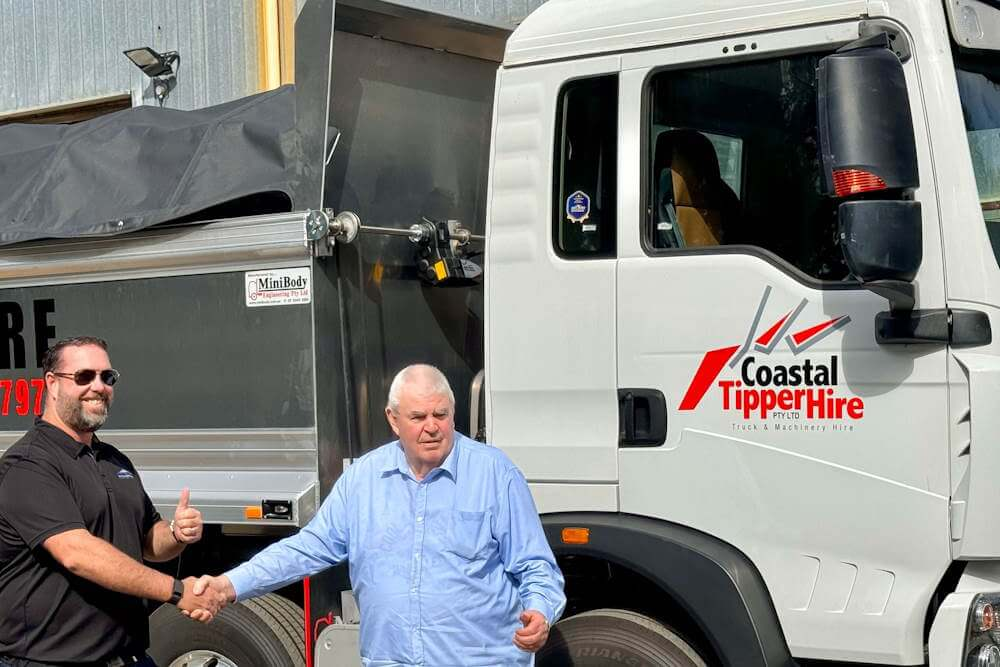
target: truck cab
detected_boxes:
[485,0,1000,664]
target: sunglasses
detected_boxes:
[50,369,121,387]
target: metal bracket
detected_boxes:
[305,209,361,244]
[859,20,912,62]
[305,209,331,241]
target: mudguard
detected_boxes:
[543,512,796,667]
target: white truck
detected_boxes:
[1,0,998,665]
[474,1,999,664]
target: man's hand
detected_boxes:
[513,609,550,652]
[182,574,238,623]
[172,488,203,544]
[176,576,225,622]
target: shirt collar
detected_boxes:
[437,436,460,480]
[35,418,101,459]
[381,434,462,482]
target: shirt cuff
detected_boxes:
[522,594,555,624]
[224,565,253,602]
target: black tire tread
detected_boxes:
[149,593,305,667]
[242,594,305,663]
[538,608,707,667]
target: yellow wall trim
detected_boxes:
[257,0,295,91]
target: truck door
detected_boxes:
[614,24,952,663]
[487,56,621,501]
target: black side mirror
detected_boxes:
[839,200,922,312]
[817,34,918,196]
[817,34,992,346]
[817,34,922,313]
[839,201,922,282]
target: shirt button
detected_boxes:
[415,553,421,560]
[416,516,423,522]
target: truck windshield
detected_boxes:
[956,52,1000,262]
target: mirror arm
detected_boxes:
[864,279,915,314]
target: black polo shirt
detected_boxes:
[0,420,161,662]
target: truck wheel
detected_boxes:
[148,594,305,667]
[537,608,707,667]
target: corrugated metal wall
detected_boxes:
[0,0,259,114]
[365,0,546,26]
[0,0,547,117]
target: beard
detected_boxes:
[56,393,111,433]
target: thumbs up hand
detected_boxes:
[171,487,203,544]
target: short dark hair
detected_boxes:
[41,337,109,375]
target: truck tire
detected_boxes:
[537,608,708,667]
[148,594,305,667]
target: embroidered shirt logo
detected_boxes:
[116,469,134,480]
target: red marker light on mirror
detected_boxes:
[832,169,888,196]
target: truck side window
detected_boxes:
[553,75,618,258]
[647,54,847,281]
[955,52,1000,266]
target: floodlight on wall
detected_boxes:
[123,47,181,107]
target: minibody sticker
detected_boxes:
[245,267,311,307]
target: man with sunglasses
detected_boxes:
[0,337,225,667]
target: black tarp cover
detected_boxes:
[0,85,301,246]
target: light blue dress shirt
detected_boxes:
[226,433,566,666]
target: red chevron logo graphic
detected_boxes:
[790,316,849,347]
[755,312,792,347]
[678,345,739,411]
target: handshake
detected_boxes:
[174,575,236,623]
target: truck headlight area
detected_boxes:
[970,597,1000,666]
[930,592,1000,666]
[977,643,1000,667]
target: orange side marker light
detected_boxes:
[561,527,590,545]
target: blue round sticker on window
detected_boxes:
[565,190,591,224]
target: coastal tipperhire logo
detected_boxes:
[679,286,864,421]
